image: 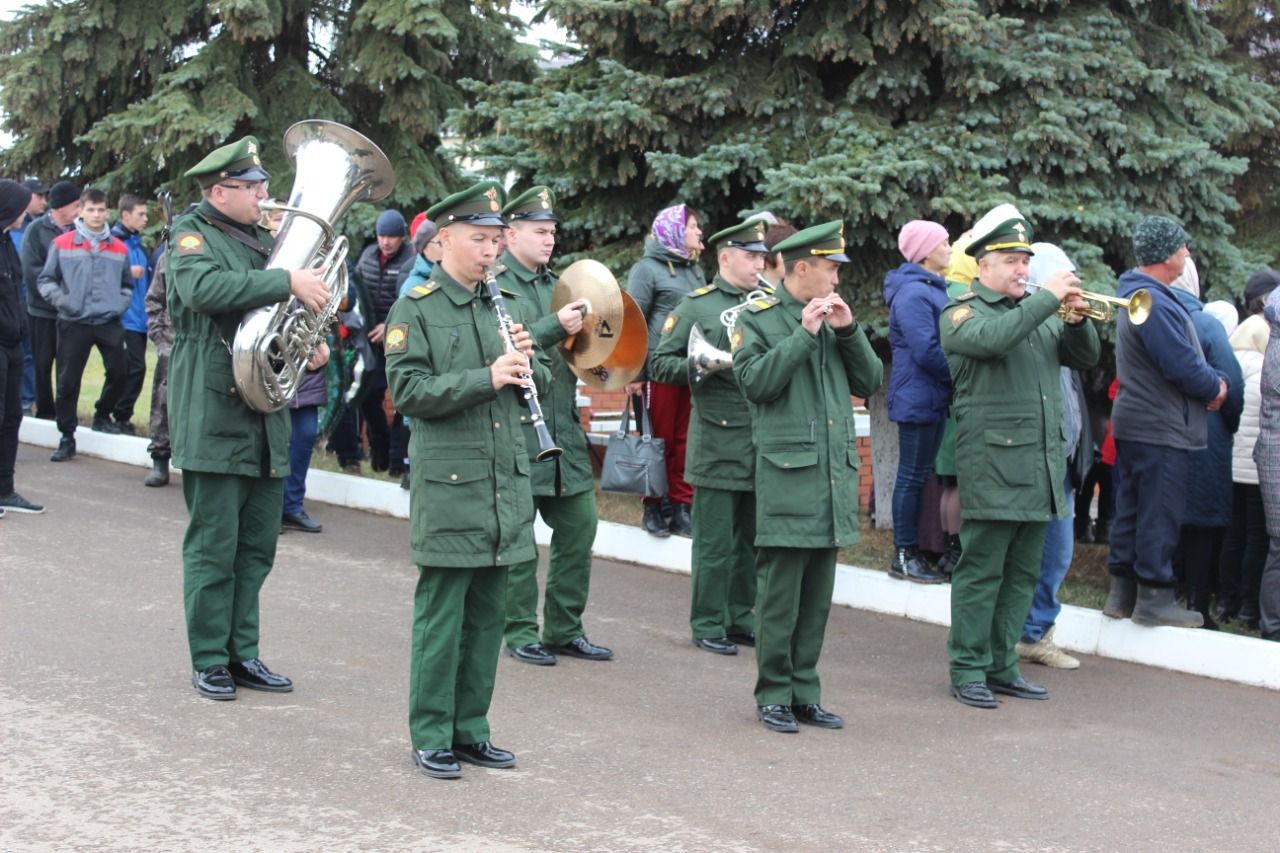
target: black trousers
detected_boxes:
[28,314,57,419]
[359,369,390,470]
[105,329,147,423]
[0,342,22,495]
[54,319,126,435]
[1108,439,1188,587]
[1218,482,1268,618]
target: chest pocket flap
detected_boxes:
[422,460,490,485]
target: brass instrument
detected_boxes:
[688,278,773,386]
[231,120,395,412]
[1021,277,1151,325]
[551,260,648,389]
[483,265,562,462]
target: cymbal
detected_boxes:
[552,259,625,368]
[570,291,648,389]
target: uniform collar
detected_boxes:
[430,263,482,306]
[500,249,542,283]
[713,274,757,298]
[196,199,259,236]
[972,279,1022,308]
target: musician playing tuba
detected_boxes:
[649,216,775,657]
[384,180,550,780]
[168,135,331,702]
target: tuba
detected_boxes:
[687,276,772,386]
[231,120,395,413]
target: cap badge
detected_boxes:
[485,187,500,212]
[246,142,258,155]
[1014,222,1026,238]
[538,188,550,209]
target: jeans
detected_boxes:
[1022,475,1075,642]
[284,405,318,515]
[1108,439,1188,587]
[891,420,945,548]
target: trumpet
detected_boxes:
[1020,278,1151,326]
[482,265,562,462]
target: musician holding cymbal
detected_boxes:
[650,216,773,657]
[732,220,883,733]
[168,136,330,702]
[385,180,549,780]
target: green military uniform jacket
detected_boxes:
[386,264,546,568]
[733,285,884,548]
[167,201,293,477]
[650,276,761,491]
[939,282,1100,522]
[495,250,593,497]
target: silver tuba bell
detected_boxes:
[687,279,771,386]
[230,120,395,413]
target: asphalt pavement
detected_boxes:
[3,444,1278,852]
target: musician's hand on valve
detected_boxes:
[509,322,535,357]
[801,298,831,336]
[824,294,855,329]
[557,300,588,336]
[306,342,330,371]
[490,351,532,391]
[289,268,329,314]
[1041,270,1082,302]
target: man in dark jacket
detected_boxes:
[20,180,79,420]
[0,179,45,517]
[353,209,415,473]
[106,194,151,433]
[1104,216,1228,629]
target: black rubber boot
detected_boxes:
[1131,585,1204,628]
[1102,575,1137,619]
[144,457,170,487]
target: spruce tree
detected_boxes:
[0,0,536,232]
[458,0,1277,312]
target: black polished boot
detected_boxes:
[935,534,962,577]
[889,546,946,584]
[643,503,671,538]
[669,502,693,538]
[144,457,170,487]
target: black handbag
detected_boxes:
[600,396,668,497]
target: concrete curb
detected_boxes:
[22,417,1280,691]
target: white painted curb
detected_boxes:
[22,417,1280,691]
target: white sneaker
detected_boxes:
[1015,627,1080,670]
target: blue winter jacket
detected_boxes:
[398,253,433,298]
[112,222,149,334]
[883,262,952,423]
[1170,288,1243,527]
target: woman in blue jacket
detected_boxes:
[884,220,952,583]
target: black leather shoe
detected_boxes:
[791,703,843,729]
[505,642,557,666]
[412,748,462,779]
[50,436,76,462]
[935,535,961,577]
[643,503,671,538]
[950,681,997,709]
[757,704,799,733]
[889,546,946,584]
[144,457,170,487]
[988,676,1049,700]
[548,635,613,660]
[726,631,755,647]
[281,511,323,533]
[694,637,738,655]
[227,658,293,692]
[669,502,693,537]
[114,419,137,436]
[192,665,236,700]
[452,741,516,769]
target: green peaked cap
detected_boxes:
[428,180,507,227]
[771,219,849,263]
[503,185,557,222]
[707,216,770,253]
[184,136,270,189]
[965,203,1034,258]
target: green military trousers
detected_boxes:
[504,490,598,648]
[753,547,838,706]
[181,470,283,670]
[947,519,1047,686]
[410,564,507,750]
[690,486,757,640]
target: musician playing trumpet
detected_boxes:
[385,180,550,780]
[937,205,1099,711]
[650,216,774,657]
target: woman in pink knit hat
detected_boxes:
[882,220,953,584]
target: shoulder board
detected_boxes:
[759,285,775,295]
[745,294,780,313]
[955,290,977,301]
[689,285,717,298]
[407,281,440,300]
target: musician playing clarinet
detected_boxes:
[385,179,549,780]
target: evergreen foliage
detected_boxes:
[458,0,1278,313]
[0,0,536,235]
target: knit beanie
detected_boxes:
[897,220,949,264]
[48,181,81,211]
[1132,216,1188,266]
[412,219,438,255]
[376,209,406,237]
[1244,268,1280,304]
[0,179,33,229]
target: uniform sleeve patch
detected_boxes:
[385,323,410,353]
[950,306,974,328]
[730,327,745,352]
[661,314,678,335]
[175,232,205,255]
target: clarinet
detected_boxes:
[482,265,563,462]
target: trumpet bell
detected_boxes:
[1126,288,1152,325]
[688,324,733,387]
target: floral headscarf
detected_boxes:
[651,204,693,259]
